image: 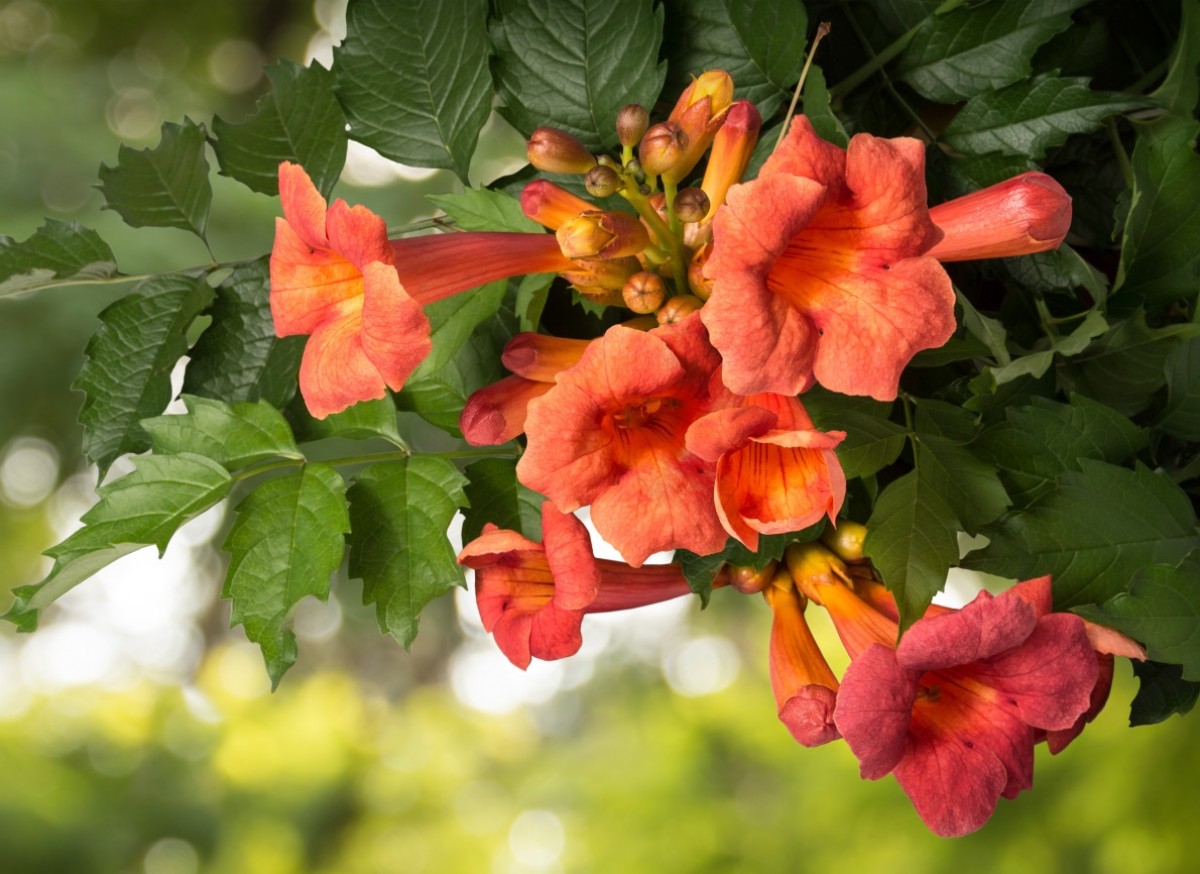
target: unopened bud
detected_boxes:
[822,521,867,562]
[638,122,688,177]
[559,256,640,291]
[527,127,597,175]
[729,561,777,594]
[688,243,714,300]
[673,187,710,223]
[656,294,702,325]
[622,271,667,314]
[700,99,762,217]
[556,210,650,260]
[521,180,594,230]
[585,165,622,198]
[617,104,650,148]
[665,70,736,184]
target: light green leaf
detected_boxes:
[3,454,231,632]
[514,272,555,333]
[0,220,118,298]
[75,275,215,476]
[143,395,301,470]
[223,464,349,687]
[347,457,468,648]
[490,0,667,151]
[290,396,405,447]
[427,189,542,233]
[97,118,212,241]
[211,60,348,199]
[333,0,492,181]
[462,458,544,542]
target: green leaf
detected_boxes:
[462,458,544,542]
[1076,557,1200,681]
[1113,123,1200,309]
[913,435,1010,535]
[183,257,305,408]
[999,245,1109,304]
[973,394,1147,506]
[942,74,1153,159]
[490,0,667,152]
[1144,0,1200,129]
[75,275,215,476]
[3,454,231,632]
[0,220,118,298]
[896,0,1089,104]
[211,60,348,199]
[662,0,808,118]
[803,65,850,148]
[676,529,820,607]
[97,118,212,241]
[1128,660,1200,726]
[289,396,405,446]
[347,457,468,648]
[983,307,1108,388]
[863,469,961,633]
[514,272,555,333]
[962,460,1200,609]
[1159,336,1200,441]
[806,392,906,481]
[958,289,1010,365]
[410,281,507,379]
[223,464,349,687]
[333,0,492,182]
[427,189,542,233]
[142,395,301,470]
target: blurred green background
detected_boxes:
[0,1,1196,872]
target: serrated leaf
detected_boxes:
[427,189,542,233]
[913,435,1010,535]
[999,244,1109,304]
[183,257,305,408]
[1076,558,1200,681]
[97,118,212,241]
[863,470,961,632]
[75,275,215,476]
[347,457,468,648]
[803,65,850,148]
[222,464,349,687]
[984,308,1108,388]
[1128,660,1200,726]
[1113,123,1200,309]
[962,460,1200,609]
[211,60,348,199]
[289,396,405,446]
[142,395,301,470]
[973,394,1147,506]
[490,0,667,152]
[942,74,1152,159]
[333,0,492,181]
[410,280,507,379]
[3,454,231,632]
[663,0,808,118]
[462,458,544,542]
[807,393,907,482]
[1159,336,1200,441]
[0,220,118,298]
[896,0,1089,104]
[676,529,819,607]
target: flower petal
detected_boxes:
[834,643,918,779]
[270,216,366,336]
[278,161,331,249]
[360,261,432,391]
[297,299,388,419]
[896,589,1039,672]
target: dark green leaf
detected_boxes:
[962,460,1200,609]
[347,457,468,648]
[462,458,544,542]
[223,464,349,687]
[290,396,405,446]
[973,394,1147,506]
[913,398,978,442]
[97,118,212,241]
[998,245,1109,304]
[1128,660,1200,726]
[806,392,906,481]
[913,435,1010,535]
[1159,336,1200,441]
[142,395,301,470]
[183,257,305,408]
[663,0,808,118]
[676,529,820,607]
[333,0,492,181]
[803,65,849,148]
[958,289,1010,365]
[3,454,231,632]
[211,60,348,199]
[942,74,1152,159]
[1076,557,1200,680]
[978,307,1107,390]
[0,220,118,298]
[896,0,1089,104]
[410,280,507,378]
[863,470,961,632]
[427,189,542,233]
[490,0,667,152]
[75,275,215,476]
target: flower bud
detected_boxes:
[558,256,640,291]
[700,99,762,218]
[673,187,710,223]
[520,180,594,230]
[556,211,650,260]
[925,171,1072,262]
[622,271,667,313]
[688,243,714,300]
[729,561,777,594]
[617,103,650,147]
[822,521,867,562]
[638,121,689,178]
[527,127,597,175]
[585,164,622,198]
[656,294,702,325]
[664,70,735,184]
